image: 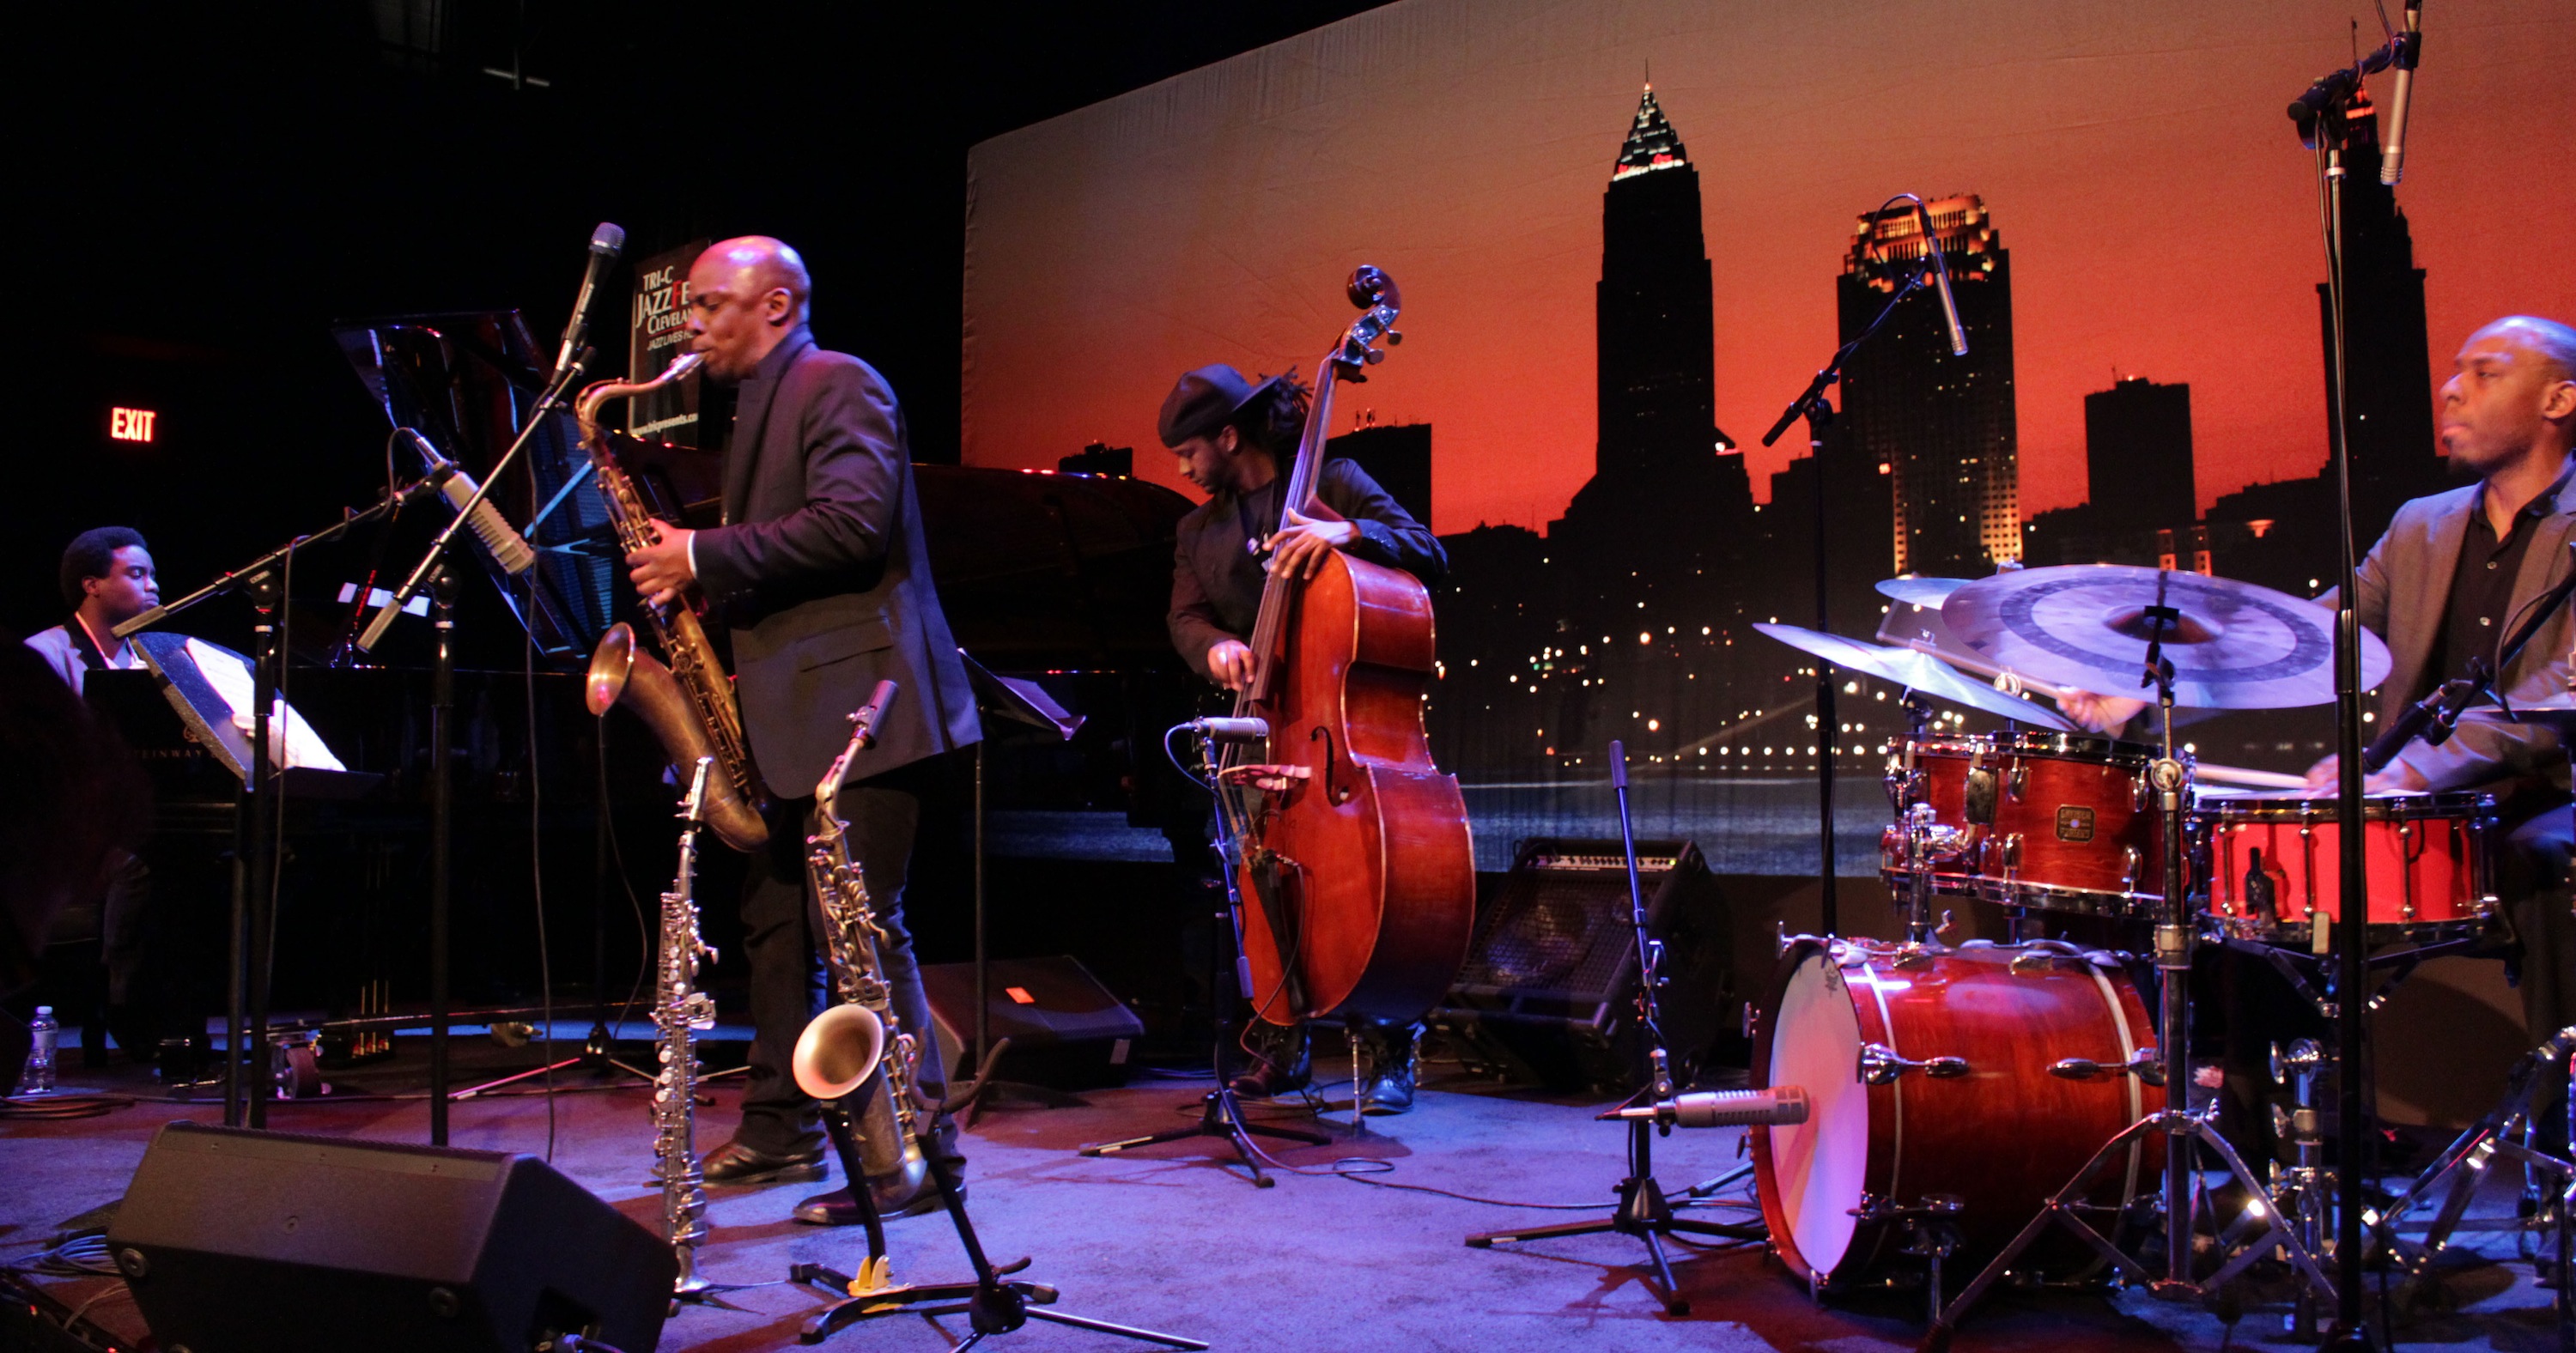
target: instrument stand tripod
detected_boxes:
[1466,740,1764,1316]
[1078,725,1327,1186]
[2368,1027,2576,1293]
[1920,592,2336,1350]
[796,1083,1206,1350]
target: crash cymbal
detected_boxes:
[1753,622,2075,731]
[1876,575,1970,610]
[1940,565,2390,709]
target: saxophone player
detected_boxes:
[626,236,982,1225]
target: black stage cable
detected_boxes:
[526,588,558,1162]
[9,1233,117,1277]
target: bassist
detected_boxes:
[1161,363,1446,1110]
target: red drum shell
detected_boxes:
[1751,937,2164,1289]
[2195,791,2497,943]
[1883,732,2166,915]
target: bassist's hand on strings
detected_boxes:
[1205,639,1255,692]
[625,519,696,609]
[1267,505,1357,580]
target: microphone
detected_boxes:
[1190,716,1271,744]
[552,222,626,384]
[2379,0,2423,185]
[1914,199,1968,357]
[406,431,537,576]
[1603,1084,1811,1130]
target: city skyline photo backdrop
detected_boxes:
[961,0,2575,871]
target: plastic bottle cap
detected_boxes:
[33,1007,50,1016]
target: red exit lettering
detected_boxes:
[110,407,158,442]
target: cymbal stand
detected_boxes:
[1920,581,2335,1350]
[1466,739,1765,1316]
[1078,722,1327,1185]
[2367,1026,2576,1290]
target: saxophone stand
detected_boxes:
[794,1077,1206,1350]
[1919,592,2334,1350]
[1467,740,1764,1316]
[1077,721,1327,1186]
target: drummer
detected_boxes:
[2324,316,2574,1066]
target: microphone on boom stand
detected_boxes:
[1913,198,1968,357]
[404,429,538,576]
[553,221,625,384]
[1602,1084,1811,1130]
[2379,0,2424,185]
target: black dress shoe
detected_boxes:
[700,1138,826,1186]
[793,1174,959,1225]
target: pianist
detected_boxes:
[24,526,157,691]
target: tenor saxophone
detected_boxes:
[793,683,930,1203]
[578,350,770,852]
[653,758,719,1296]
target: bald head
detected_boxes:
[2470,315,2576,382]
[684,235,813,380]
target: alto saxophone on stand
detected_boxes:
[653,758,721,1300]
[576,350,771,852]
[795,682,930,1232]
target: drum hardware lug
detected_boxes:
[1964,766,1999,825]
[2154,923,2193,970]
[2133,773,2153,812]
[1859,1042,1971,1084]
[2048,1051,2162,1084]
[2120,846,2142,893]
[2008,940,2083,974]
[2005,760,2026,802]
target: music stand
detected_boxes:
[953,652,1090,1120]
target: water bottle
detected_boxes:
[21,1006,59,1095]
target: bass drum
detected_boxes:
[1751,937,2163,1291]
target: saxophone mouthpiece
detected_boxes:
[848,680,900,749]
[663,351,705,381]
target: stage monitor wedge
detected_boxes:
[107,1121,674,1353]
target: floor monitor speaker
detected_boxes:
[106,1121,674,1352]
[921,955,1144,1090]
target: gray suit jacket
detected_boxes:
[2350,473,2575,794]
[692,328,980,794]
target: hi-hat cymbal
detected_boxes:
[1940,565,2390,709]
[1876,575,1969,609]
[1753,622,2075,731]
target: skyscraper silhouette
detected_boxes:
[2320,108,2444,543]
[1554,85,1748,562]
[1836,194,2019,578]
[2085,376,2196,537]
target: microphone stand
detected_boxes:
[1466,739,1763,1316]
[2293,33,2415,1350]
[112,484,422,1128]
[1760,221,1933,937]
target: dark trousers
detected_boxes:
[736,762,957,1172]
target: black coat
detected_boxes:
[1167,458,1446,683]
[693,327,981,793]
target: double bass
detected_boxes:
[1216,267,1475,1028]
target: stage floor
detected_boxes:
[2,1037,2562,1351]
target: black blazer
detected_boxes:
[693,328,981,793]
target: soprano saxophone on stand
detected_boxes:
[654,758,720,1298]
[577,350,771,852]
[793,681,929,1204]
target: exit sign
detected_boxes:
[110,407,159,442]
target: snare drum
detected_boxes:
[1752,937,2161,1291]
[1882,731,2166,916]
[2193,790,2497,944]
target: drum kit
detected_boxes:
[1744,564,2565,1338]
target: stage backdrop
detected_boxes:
[962,0,2576,873]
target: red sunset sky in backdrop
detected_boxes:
[960,0,2575,537]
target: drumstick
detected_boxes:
[2190,763,2308,790]
[1901,638,2081,701]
